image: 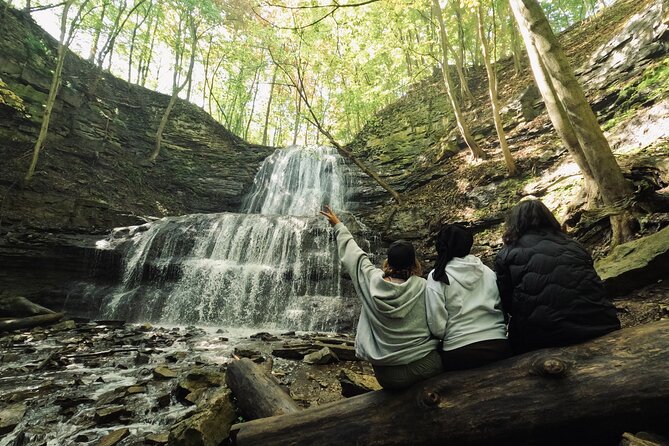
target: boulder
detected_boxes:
[595,225,669,296]
[96,428,130,446]
[168,390,236,446]
[303,347,338,365]
[338,370,382,397]
[0,403,26,435]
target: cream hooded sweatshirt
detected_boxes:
[334,223,438,366]
[426,255,507,351]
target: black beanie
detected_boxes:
[432,224,473,285]
[387,240,416,270]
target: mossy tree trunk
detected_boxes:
[510,0,637,244]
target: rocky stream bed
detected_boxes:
[0,318,379,446]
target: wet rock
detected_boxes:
[94,405,130,424]
[55,395,94,409]
[126,385,146,395]
[168,390,236,446]
[145,432,169,444]
[166,352,188,363]
[134,352,150,365]
[596,225,669,296]
[156,393,172,408]
[175,367,226,405]
[338,370,382,397]
[96,428,130,446]
[303,347,339,365]
[0,402,26,435]
[153,365,178,379]
[250,332,279,341]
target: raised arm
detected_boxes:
[320,206,377,289]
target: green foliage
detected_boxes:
[24,33,50,58]
[25,0,603,146]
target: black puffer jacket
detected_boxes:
[494,229,620,353]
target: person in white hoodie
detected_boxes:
[320,206,442,389]
[425,224,510,371]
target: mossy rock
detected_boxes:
[595,225,669,296]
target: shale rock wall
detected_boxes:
[0,5,274,233]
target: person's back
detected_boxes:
[320,206,441,389]
[495,200,620,353]
[426,224,510,370]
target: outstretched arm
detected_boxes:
[320,206,378,291]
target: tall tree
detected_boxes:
[149,1,204,161]
[476,1,516,175]
[26,0,91,181]
[509,0,636,244]
[432,0,485,159]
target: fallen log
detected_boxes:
[231,320,669,446]
[0,312,64,333]
[226,358,300,420]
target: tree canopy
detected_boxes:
[12,0,611,147]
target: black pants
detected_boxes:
[439,339,512,371]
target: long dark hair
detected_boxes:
[433,224,473,284]
[502,199,562,245]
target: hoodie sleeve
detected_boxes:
[333,222,378,292]
[425,274,448,340]
[494,249,513,316]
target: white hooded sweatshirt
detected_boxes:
[425,255,507,351]
[334,223,439,366]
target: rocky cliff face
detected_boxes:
[0,5,274,232]
[0,4,274,304]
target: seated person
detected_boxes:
[494,199,620,353]
[426,224,510,371]
[320,206,442,390]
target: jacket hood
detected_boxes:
[444,255,484,290]
[370,274,426,319]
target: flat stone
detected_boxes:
[153,366,178,379]
[338,370,382,397]
[94,405,128,424]
[145,432,169,444]
[126,386,146,395]
[0,402,26,435]
[96,428,130,446]
[303,347,338,365]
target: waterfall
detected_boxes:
[94,146,357,331]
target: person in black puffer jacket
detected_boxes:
[494,199,620,354]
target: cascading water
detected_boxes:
[92,146,357,331]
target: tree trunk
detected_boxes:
[512,17,600,204]
[88,0,107,62]
[226,358,301,421]
[292,87,301,146]
[432,0,485,160]
[232,321,669,446]
[244,68,261,140]
[262,67,278,146]
[477,4,516,176]
[149,15,197,162]
[450,0,474,103]
[0,313,64,332]
[25,0,73,182]
[510,0,636,244]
